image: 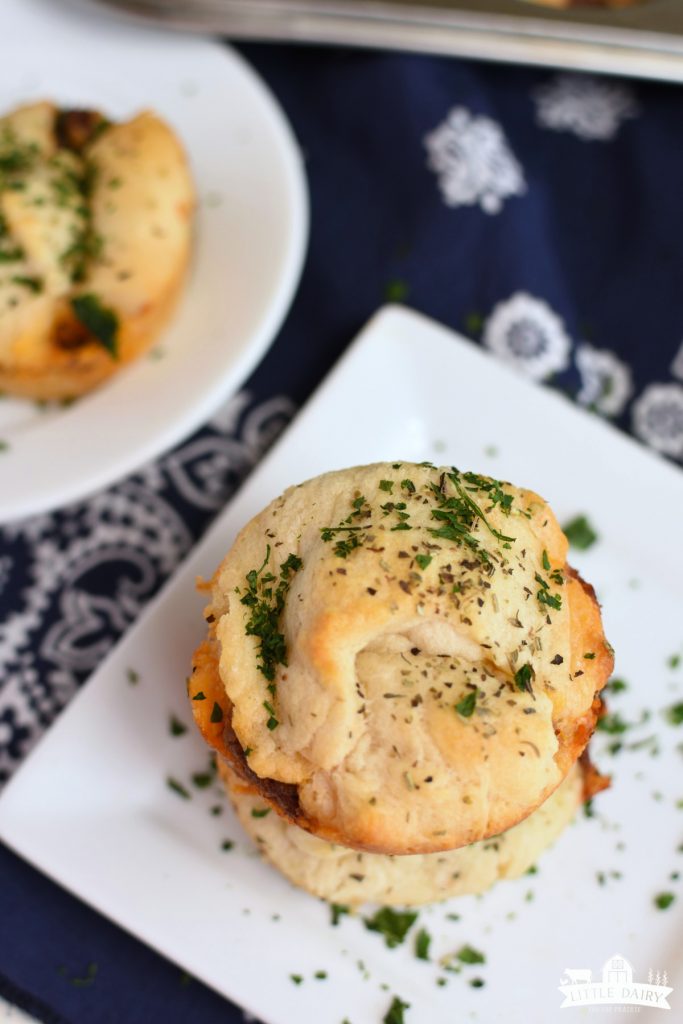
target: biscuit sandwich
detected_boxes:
[190,462,612,902]
[0,100,193,399]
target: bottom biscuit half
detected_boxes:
[218,758,586,907]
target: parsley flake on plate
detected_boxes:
[563,514,598,551]
[364,908,418,948]
[383,996,410,1024]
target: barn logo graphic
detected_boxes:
[559,954,673,1010]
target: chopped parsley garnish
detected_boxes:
[210,702,223,723]
[126,668,139,685]
[364,908,418,948]
[415,929,431,961]
[70,293,119,357]
[314,971,327,980]
[379,479,394,493]
[665,703,683,726]
[321,495,371,557]
[401,479,416,493]
[470,978,485,989]
[192,771,213,789]
[169,715,187,737]
[415,554,432,571]
[383,996,410,1024]
[542,549,551,571]
[240,546,302,728]
[167,777,191,800]
[668,654,681,670]
[597,713,630,735]
[251,807,270,819]
[58,962,99,988]
[514,663,535,694]
[563,514,598,551]
[455,690,477,718]
[385,279,409,303]
[456,945,486,965]
[221,840,234,851]
[290,974,303,985]
[192,691,206,701]
[535,572,562,611]
[654,892,675,910]
[263,699,279,731]
[10,274,42,293]
[584,652,596,660]
[330,903,350,926]
[428,470,515,563]
[607,678,628,693]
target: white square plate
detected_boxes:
[0,307,681,1024]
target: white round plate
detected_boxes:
[0,0,308,524]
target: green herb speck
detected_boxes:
[170,715,187,737]
[415,929,431,961]
[455,690,477,718]
[364,908,418,948]
[383,996,410,1024]
[456,945,485,965]
[563,514,598,551]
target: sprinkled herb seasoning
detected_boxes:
[169,715,187,737]
[167,777,191,800]
[665,703,683,726]
[192,691,206,701]
[415,554,432,571]
[251,807,270,819]
[330,903,350,926]
[210,702,223,723]
[563,514,598,550]
[70,294,119,357]
[383,996,410,1024]
[455,690,477,718]
[654,892,675,910]
[364,908,418,948]
[597,713,630,735]
[514,663,535,694]
[221,840,234,851]
[321,495,371,557]
[415,929,431,961]
[456,945,486,965]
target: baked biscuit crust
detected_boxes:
[0,102,193,399]
[219,758,585,906]
[194,463,613,855]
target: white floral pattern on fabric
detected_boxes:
[670,340,683,382]
[482,292,571,381]
[632,383,683,459]
[533,73,638,141]
[0,391,296,786]
[424,106,526,214]
[575,343,633,417]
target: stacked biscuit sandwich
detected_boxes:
[190,462,612,906]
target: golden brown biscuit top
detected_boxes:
[206,463,612,854]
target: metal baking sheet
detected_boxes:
[86,0,683,82]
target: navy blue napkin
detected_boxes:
[1,43,682,1024]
